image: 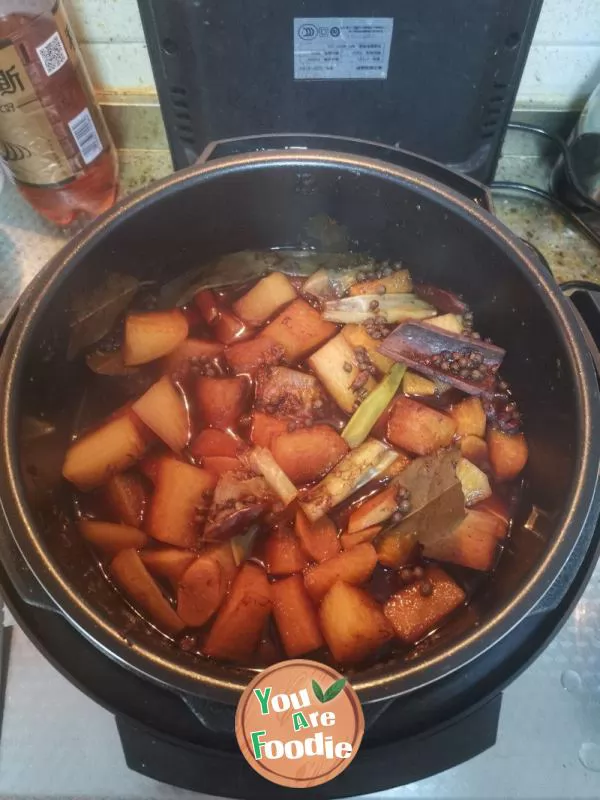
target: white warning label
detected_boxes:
[293,17,393,80]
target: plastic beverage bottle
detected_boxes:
[0,0,118,225]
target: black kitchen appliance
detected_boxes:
[137,0,543,183]
[1,140,600,795]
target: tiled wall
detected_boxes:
[68,0,600,109]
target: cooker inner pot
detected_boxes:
[8,160,583,695]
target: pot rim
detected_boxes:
[1,149,599,704]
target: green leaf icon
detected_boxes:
[312,679,325,703]
[323,677,347,702]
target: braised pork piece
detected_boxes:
[62,252,528,668]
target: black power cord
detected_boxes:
[559,280,600,293]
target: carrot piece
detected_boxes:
[265,526,308,576]
[79,520,148,556]
[224,336,285,376]
[194,289,253,344]
[195,376,247,430]
[261,298,337,362]
[232,272,297,326]
[319,581,393,664]
[294,510,340,563]
[177,546,236,627]
[123,309,188,367]
[140,548,197,588]
[104,471,147,527]
[387,396,457,455]
[422,508,507,570]
[451,397,486,438]
[487,429,528,482]
[340,525,382,550]
[348,485,399,533]
[375,531,419,568]
[62,412,148,491]
[132,376,190,452]
[304,542,377,601]
[214,309,254,345]
[194,288,221,325]
[270,425,349,484]
[272,575,323,658]
[147,457,217,547]
[162,338,224,380]
[110,548,184,634]
[475,494,510,526]
[190,428,242,459]
[383,566,465,644]
[250,411,290,448]
[203,563,272,661]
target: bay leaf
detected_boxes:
[385,449,466,545]
[67,273,140,360]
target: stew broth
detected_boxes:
[64,251,527,670]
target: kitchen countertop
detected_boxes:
[1,147,600,800]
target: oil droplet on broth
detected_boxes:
[579,742,600,772]
[561,669,583,693]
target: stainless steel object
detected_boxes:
[552,83,600,211]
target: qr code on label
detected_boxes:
[36,31,68,77]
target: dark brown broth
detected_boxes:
[70,257,522,670]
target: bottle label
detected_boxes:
[0,1,111,187]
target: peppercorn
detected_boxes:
[400,567,413,583]
[420,579,433,597]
